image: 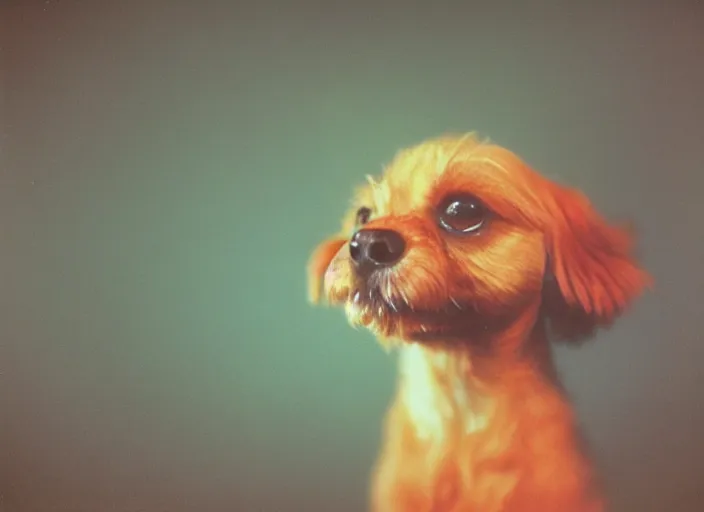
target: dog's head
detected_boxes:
[307,134,650,348]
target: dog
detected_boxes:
[306,134,650,511]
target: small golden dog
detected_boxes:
[307,134,650,512]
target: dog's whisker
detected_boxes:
[399,290,414,311]
[450,296,463,310]
[385,280,394,299]
[398,290,408,303]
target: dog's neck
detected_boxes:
[397,312,564,443]
[399,344,490,440]
[390,318,602,511]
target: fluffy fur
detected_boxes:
[306,134,650,511]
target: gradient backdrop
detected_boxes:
[1,2,703,511]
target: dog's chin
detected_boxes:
[330,284,473,345]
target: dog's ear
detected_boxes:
[307,237,346,304]
[542,184,651,342]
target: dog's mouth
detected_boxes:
[340,284,477,342]
[323,257,501,344]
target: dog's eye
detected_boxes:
[356,206,372,225]
[437,194,487,234]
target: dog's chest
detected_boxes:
[399,346,488,440]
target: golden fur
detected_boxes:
[307,134,650,511]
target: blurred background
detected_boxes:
[1,1,702,511]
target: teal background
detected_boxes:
[1,2,703,511]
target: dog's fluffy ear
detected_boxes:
[542,184,651,342]
[307,237,346,304]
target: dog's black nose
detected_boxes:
[349,228,406,274]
